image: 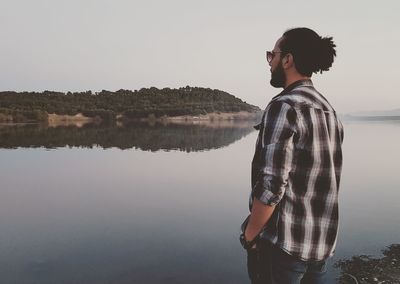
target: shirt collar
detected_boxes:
[271,79,313,101]
[254,79,313,130]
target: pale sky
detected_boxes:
[1,0,399,113]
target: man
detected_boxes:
[240,28,344,283]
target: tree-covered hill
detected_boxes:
[0,86,260,123]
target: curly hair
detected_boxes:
[279,28,337,77]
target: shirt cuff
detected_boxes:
[253,179,283,206]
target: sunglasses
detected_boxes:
[266,50,283,63]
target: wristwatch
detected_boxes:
[239,232,259,250]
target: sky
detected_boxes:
[1,0,399,113]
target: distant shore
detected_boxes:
[147,111,260,122]
[143,111,262,128]
[0,111,262,128]
[340,115,400,121]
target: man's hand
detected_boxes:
[244,198,276,244]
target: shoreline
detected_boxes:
[0,111,261,126]
[0,111,262,128]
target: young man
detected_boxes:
[240,28,344,283]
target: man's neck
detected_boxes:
[284,75,310,89]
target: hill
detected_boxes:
[0,86,260,123]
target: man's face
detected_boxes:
[269,37,286,88]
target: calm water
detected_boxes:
[0,121,399,283]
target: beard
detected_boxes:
[270,61,286,88]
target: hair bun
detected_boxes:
[316,36,336,73]
[281,28,337,76]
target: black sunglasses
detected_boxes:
[266,50,283,63]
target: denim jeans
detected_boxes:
[247,240,332,284]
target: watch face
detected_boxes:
[239,233,249,249]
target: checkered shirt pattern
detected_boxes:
[250,79,344,261]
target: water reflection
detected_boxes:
[1,120,399,283]
[0,121,255,151]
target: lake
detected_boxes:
[0,120,399,283]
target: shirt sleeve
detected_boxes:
[253,100,297,206]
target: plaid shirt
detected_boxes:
[250,79,344,261]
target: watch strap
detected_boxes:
[240,233,260,250]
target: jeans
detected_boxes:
[247,240,331,284]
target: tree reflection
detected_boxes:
[0,121,255,152]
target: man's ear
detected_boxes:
[282,53,294,69]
